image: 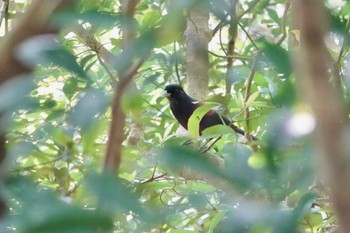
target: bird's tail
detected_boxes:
[230,124,258,141]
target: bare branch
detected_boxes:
[102,0,142,173]
[103,57,146,172]
[295,1,350,232]
[208,50,251,60]
[0,0,71,85]
[276,0,291,45]
[97,55,117,87]
[225,0,238,94]
[0,0,9,28]
[237,0,260,20]
[185,1,210,100]
[243,57,258,151]
[72,25,116,66]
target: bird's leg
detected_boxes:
[199,136,222,154]
[181,139,193,146]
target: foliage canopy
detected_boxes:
[0,0,349,232]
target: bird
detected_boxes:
[163,84,257,140]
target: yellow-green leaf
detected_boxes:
[188,103,216,138]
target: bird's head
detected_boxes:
[162,84,187,100]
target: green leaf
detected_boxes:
[47,48,88,80]
[341,2,350,15]
[273,78,296,106]
[188,103,217,138]
[68,88,107,131]
[260,40,292,78]
[209,210,227,231]
[226,65,251,85]
[293,192,317,221]
[329,13,350,46]
[80,54,96,69]
[0,76,35,112]
[245,91,260,107]
[84,173,160,224]
[63,78,78,100]
[54,10,121,29]
[46,109,66,121]
[158,143,228,182]
[222,143,262,188]
[201,125,234,139]
[142,11,161,28]
[121,88,144,119]
[267,8,280,25]
[3,177,114,233]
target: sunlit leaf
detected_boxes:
[201,124,234,139]
[142,11,161,28]
[188,103,217,138]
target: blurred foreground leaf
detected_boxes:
[1,177,113,233]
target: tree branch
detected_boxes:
[103,58,146,172]
[102,0,142,173]
[208,50,252,60]
[71,25,116,66]
[225,0,238,94]
[276,0,291,45]
[0,0,63,85]
[295,1,350,232]
[0,0,9,28]
[244,57,258,150]
[185,1,210,100]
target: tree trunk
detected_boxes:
[184,2,210,100]
[294,1,350,232]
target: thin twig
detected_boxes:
[244,57,258,150]
[200,137,222,154]
[225,0,238,95]
[97,54,117,87]
[236,19,259,50]
[237,0,260,20]
[140,165,167,184]
[143,97,173,119]
[276,0,291,45]
[173,42,182,84]
[336,16,350,64]
[10,157,61,174]
[212,21,225,37]
[0,0,8,28]
[219,26,228,56]
[208,50,252,60]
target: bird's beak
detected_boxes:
[162,91,171,98]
